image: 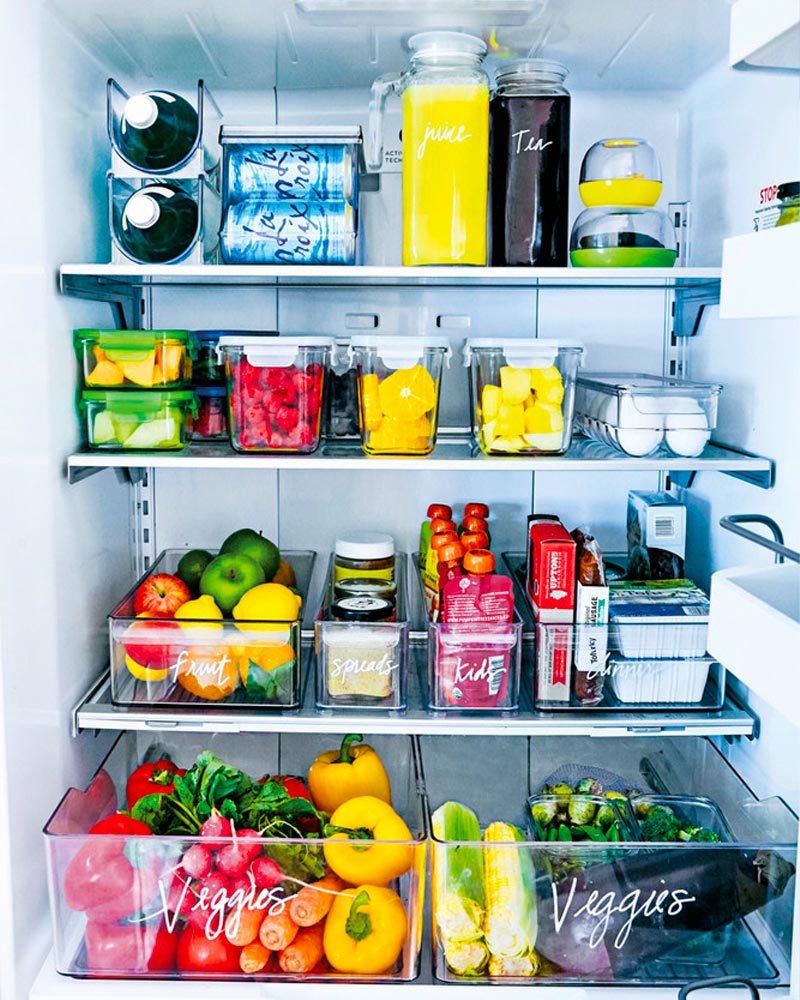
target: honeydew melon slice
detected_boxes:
[123,417,180,449]
[93,410,117,445]
[111,414,140,443]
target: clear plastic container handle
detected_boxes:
[367,73,402,171]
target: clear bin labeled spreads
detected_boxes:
[76,329,193,389]
[315,554,410,710]
[422,734,797,987]
[573,372,722,458]
[81,390,196,451]
[218,336,333,453]
[43,731,426,981]
[463,338,583,456]
[109,550,315,708]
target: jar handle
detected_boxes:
[367,72,401,171]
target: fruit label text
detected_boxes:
[172,649,232,685]
[551,878,697,950]
[330,651,399,680]
[512,129,553,154]
[417,121,473,159]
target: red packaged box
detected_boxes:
[526,516,576,622]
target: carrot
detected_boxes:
[288,874,346,926]
[225,905,264,947]
[259,907,299,951]
[278,922,325,974]
[240,941,273,974]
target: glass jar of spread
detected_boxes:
[334,532,395,583]
[333,576,397,605]
[776,182,800,227]
[331,596,396,623]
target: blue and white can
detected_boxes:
[225,143,356,203]
[221,200,356,265]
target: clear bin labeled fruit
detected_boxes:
[478,364,565,453]
[359,365,439,455]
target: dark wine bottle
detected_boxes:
[534,847,795,976]
[118,185,199,264]
[119,91,198,171]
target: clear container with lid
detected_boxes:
[192,329,276,385]
[187,386,229,441]
[218,335,333,453]
[490,59,570,266]
[75,329,193,389]
[335,531,395,582]
[463,338,583,455]
[81,390,196,451]
[776,181,800,227]
[579,138,663,207]
[368,31,490,265]
[570,207,677,267]
[349,335,452,455]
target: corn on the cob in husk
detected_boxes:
[482,821,539,975]
[432,801,489,975]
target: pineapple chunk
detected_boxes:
[523,431,563,451]
[524,402,564,434]
[481,384,502,420]
[529,365,564,405]
[480,419,497,444]
[499,366,531,405]
[496,401,525,438]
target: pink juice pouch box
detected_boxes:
[438,573,515,707]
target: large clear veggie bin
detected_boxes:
[81,390,196,451]
[573,372,722,458]
[463,339,583,455]
[75,329,193,389]
[349,336,451,456]
[315,554,410,711]
[109,549,316,708]
[44,731,426,981]
[218,336,333,453]
[421,734,797,986]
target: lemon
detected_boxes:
[232,583,302,632]
[174,594,224,631]
[125,653,169,683]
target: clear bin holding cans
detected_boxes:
[218,335,333,453]
[219,126,361,265]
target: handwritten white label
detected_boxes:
[170,648,232,684]
[551,878,697,950]
[157,875,289,939]
[417,121,473,160]
[512,128,553,154]
[330,651,398,680]
[453,654,505,696]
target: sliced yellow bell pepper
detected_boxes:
[307,733,391,814]
[323,885,408,975]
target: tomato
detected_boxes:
[88,814,153,836]
[126,759,186,810]
[147,924,179,971]
[176,925,241,974]
[263,774,312,802]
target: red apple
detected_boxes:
[123,615,181,672]
[134,574,190,618]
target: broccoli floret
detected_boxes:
[679,826,721,843]
[639,806,682,842]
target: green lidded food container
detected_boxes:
[81,389,197,451]
[75,328,193,389]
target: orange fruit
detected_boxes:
[176,644,239,700]
[236,642,296,683]
[271,558,297,588]
[378,365,436,421]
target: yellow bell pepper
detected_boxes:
[323,885,408,975]
[324,795,413,886]
[307,733,392,814]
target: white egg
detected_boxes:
[616,426,664,456]
[664,412,710,457]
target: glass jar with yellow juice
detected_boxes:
[368,32,489,266]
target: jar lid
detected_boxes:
[333,577,397,600]
[461,515,489,533]
[195,385,227,398]
[429,518,457,534]
[335,531,395,560]
[195,329,276,342]
[427,503,452,519]
[348,335,452,370]
[778,181,800,199]
[217,335,334,366]
[461,530,490,551]
[75,328,190,347]
[463,549,495,574]
[494,58,569,87]
[462,338,583,368]
[430,532,458,552]
[438,541,465,564]
[408,31,486,61]
[331,596,394,622]
[464,502,490,519]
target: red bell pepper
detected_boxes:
[85,920,177,973]
[126,759,186,810]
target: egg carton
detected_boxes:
[573,373,722,458]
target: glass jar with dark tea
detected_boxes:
[490,60,570,266]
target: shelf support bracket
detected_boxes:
[674,282,721,337]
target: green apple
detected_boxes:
[219,528,280,582]
[199,554,266,614]
[176,549,214,597]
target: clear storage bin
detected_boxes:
[187,386,229,441]
[315,554,409,710]
[76,329,193,389]
[44,731,426,981]
[570,206,676,268]
[108,549,315,708]
[578,138,663,208]
[630,794,735,842]
[218,336,333,453]
[574,372,722,458]
[349,336,451,456]
[422,733,797,986]
[81,390,196,451]
[463,338,583,455]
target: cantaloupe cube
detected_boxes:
[86,359,124,386]
[481,384,502,420]
[152,362,165,385]
[93,345,107,362]
[496,401,525,438]
[161,344,184,382]
[529,365,564,405]
[499,366,531,405]
[118,351,156,387]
